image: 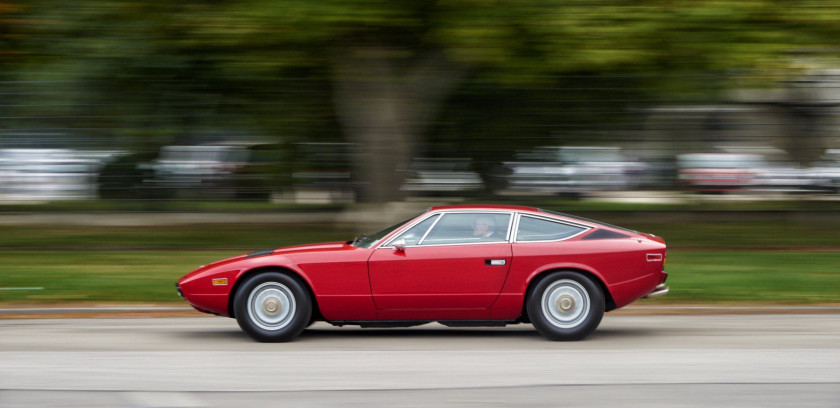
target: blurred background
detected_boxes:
[3,0,840,205]
[1,0,839,306]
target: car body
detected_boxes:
[177,204,668,342]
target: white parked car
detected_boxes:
[808,150,840,193]
[400,158,484,195]
[0,149,110,201]
[503,146,645,196]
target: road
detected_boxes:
[1,314,839,407]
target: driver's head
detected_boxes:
[473,216,496,237]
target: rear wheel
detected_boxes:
[234,272,312,342]
[527,271,604,341]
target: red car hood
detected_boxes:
[215,241,354,266]
[270,241,351,255]
[180,242,353,283]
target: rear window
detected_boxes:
[538,209,637,234]
[516,216,587,242]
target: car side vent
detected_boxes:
[247,249,275,258]
[581,229,631,240]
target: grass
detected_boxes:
[0,224,356,250]
[0,251,239,303]
[654,251,840,303]
[1,250,838,305]
[0,200,346,213]
[1,197,838,213]
[480,197,840,212]
[0,221,836,250]
[623,221,840,250]
[0,216,837,305]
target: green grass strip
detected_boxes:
[0,221,837,250]
[1,250,838,304]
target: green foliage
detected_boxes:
[6,1,840,200]
[15,0,840,105]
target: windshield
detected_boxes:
[351,213,422,248]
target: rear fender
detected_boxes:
[523,263,616,312]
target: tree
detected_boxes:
[192,0,840,202]
[10,1,840,201]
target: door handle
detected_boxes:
[646,253,663,262]
[485,259,506,266]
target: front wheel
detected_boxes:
[527,271,605,341]
[234,272,312,342]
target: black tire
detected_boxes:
[233,272,312,342]
[526,271,605,341]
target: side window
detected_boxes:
[516,216,586,242]
[421,213,511,245]
[389,214,439,246]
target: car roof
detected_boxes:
[428,204,539,212]
[426,204,637,233]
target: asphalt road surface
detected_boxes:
[2,314,839,407]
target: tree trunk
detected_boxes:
[331,47,463,203]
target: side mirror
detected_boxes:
[392,239,406,252]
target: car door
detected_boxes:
[368,211,513,310]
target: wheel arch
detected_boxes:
[520,268,616,322]
[228,266,322,321]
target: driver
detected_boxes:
[472,216,499,239]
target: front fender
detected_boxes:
[233,255,313,291]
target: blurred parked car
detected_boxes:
[289,142,356,203]
[677,152,827,193]
[677,153,762,192]
[141,143,288,200]
[400,158,484,196]
[502,146,645,197]
[810,149,840,193]
[0,149,114,201]
[150,145,247,183]
[753,165,820,193]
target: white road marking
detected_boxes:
[123,392,203,408]
[0,287,44,290]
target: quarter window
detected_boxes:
[421,213,511,245]
[516,216,586,242]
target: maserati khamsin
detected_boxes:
[177,205,668,342]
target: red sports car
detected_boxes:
[177,204,668,342]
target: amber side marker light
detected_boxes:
[212,278,228,286]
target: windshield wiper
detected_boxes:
[350,234,368,247]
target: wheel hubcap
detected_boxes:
[263,297,281,315]
[247,282,296,331]
[541,279,590,329]
[557,295,575,312]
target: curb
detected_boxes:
[0,306,196,319]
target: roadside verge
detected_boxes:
[3,303,840,319]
